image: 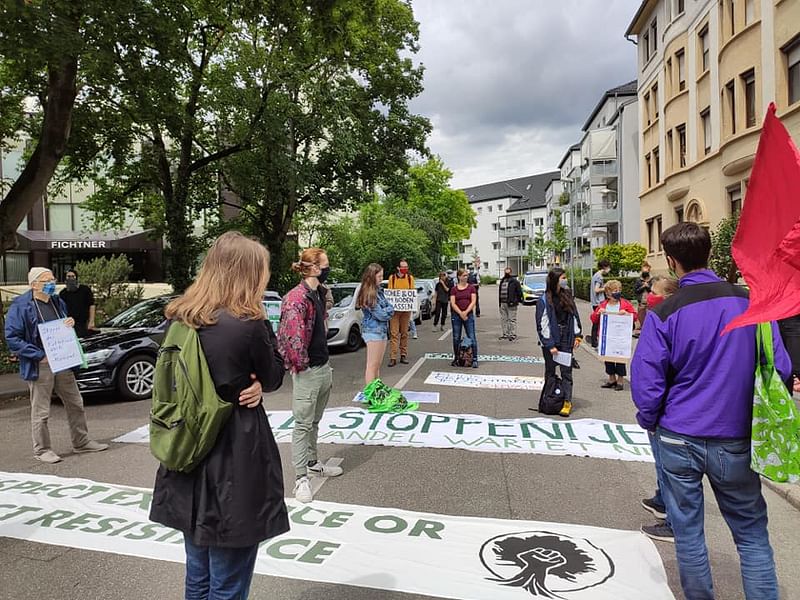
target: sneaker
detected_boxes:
[450,359,459,367]
[308,462,343,478]
[559,400,572,417]
[388,359,397,367]
[572,358,581,369]
[508,336,516,342]
[35,450,62,464]
[641,523,674,543]
[439,325,444,331]
[601,381,616,389]
[614,383,624,391]
[73,440,109,453]
[412,333,418,340]
[472,360,478,369]
[498,335,507,340]
[641,497,667,520]
[294,476,313,503]
[400,356,409,364]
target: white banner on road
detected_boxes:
[0,472,674,600]
[425,371,544,390]
[114,408,654,463]
[424,353,545,364]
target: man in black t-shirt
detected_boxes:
[59,269,96,337]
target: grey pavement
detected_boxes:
[1,287,799,600]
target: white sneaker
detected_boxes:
[412,333,418,339]
[294,476,313,503]
[35,450,62,464]
[308,461,343,477]
[73,440,109,453]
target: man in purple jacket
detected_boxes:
[631,222,790,600]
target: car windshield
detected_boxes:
[102,297,170,329]
[524,274,548,288]
[331,286,357,308]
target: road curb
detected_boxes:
[763,479,800,511]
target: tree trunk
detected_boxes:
[0,57,78,251]
[165,182,194,293]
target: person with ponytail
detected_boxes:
[277,248,343,504]
[356,263,395,385]
[535,268,582,417]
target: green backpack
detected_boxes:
[149,321,232,473]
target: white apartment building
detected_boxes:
[559,81,641,269]
[458,172,560,277]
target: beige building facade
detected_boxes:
[627,0,800,270]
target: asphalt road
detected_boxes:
[1,286,799,600]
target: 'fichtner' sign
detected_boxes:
[50,240,108,249]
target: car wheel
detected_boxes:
[346,326,362,352]
[117,355,156,401]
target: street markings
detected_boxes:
[394,356,427,390]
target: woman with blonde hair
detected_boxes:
[590,279,637,390]
[277,247,343,504]
[356,263,395,385]
[149,231,288,599]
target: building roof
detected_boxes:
[626,0,657,36]
[558,144,581,169]
[581,80,638,132]
[460,171,560,213]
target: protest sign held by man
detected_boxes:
[387,259,415,367]
[4,268,108,463]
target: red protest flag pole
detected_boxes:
[723,103,800,334]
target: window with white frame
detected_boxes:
[491,242,500,250]
[701,108,712,155]
[699,26,710,72]
[785,37,800,105]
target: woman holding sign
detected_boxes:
[357,263,395,385]
[449,268,479,368]
[590,280,637,391]
[535,268,582,417]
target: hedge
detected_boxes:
[571,276,641,306]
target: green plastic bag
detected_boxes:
[751,323,800,482]
[361,379,418,413]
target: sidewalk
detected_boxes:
[0,372,27,400]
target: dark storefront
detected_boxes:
[1,230,163,284]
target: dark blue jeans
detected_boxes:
[657,428,777,600]
[648,430,670,528]
[184,536,260,600]
[452,313,478,361]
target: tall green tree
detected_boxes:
[547,209,570,264]
[710,214,740,283]
[527,226,548,269]
[386,157,475,259]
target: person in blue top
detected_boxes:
[4,267,108,463]
[356,263,395,385]
[535,267,582,417]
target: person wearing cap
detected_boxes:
[4,267,108,463]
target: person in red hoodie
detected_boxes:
[590,280,637,391]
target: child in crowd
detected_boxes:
[646,275,679,310]
[590,280,637,391]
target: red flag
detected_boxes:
[723,103,800,333]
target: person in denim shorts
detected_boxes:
[357,263,395,385]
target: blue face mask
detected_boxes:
[42,282,57,296]
[559,279,569,289]
[612,291,622,300]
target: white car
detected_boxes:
[327,283,364,352]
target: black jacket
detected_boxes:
[535,293,582,351]
[499,276,523,307]
[150,312,289,548]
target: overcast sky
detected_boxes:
[409,0,638,189]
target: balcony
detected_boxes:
[501,247,529,258]
[498,225,531,238]
[580,160,618,185]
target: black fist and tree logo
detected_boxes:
[480,531,615,598]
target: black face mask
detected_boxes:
[66,280,78,291]
[317,266,331,284]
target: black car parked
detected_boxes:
[77,292,281,400]
[76,296,170,400]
